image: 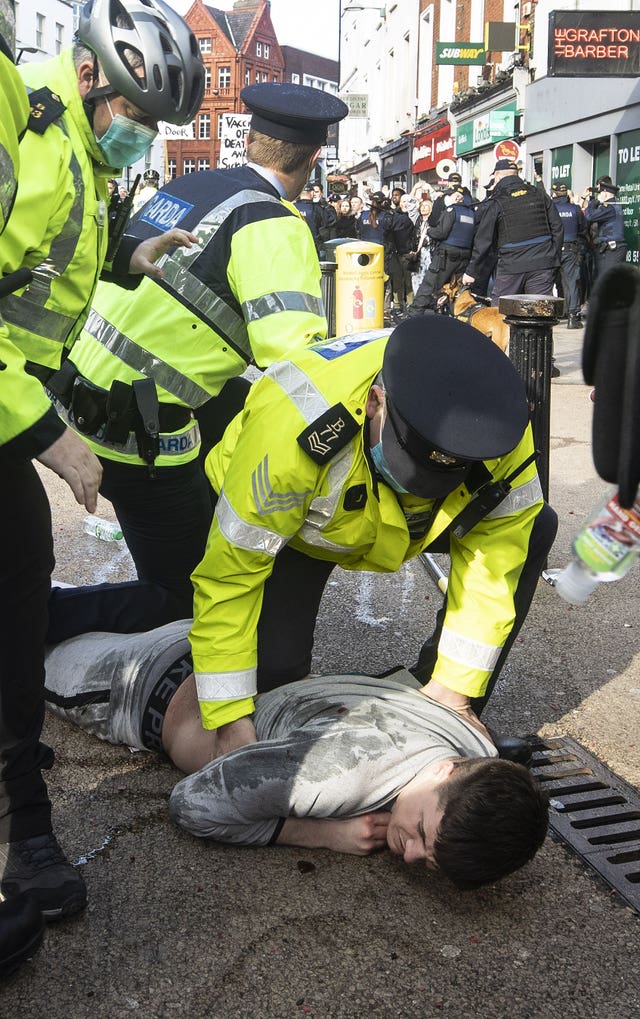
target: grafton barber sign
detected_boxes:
[549,10,640,77]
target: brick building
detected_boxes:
[166,0,284,176]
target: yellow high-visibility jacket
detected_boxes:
[190,331,544,728]
[0,48,113,379]
[61,164,327,467]
[0,49,65,458]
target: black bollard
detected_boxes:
[499,294,564,502]
[320,261,338,339]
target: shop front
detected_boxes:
[453,96,520,197]
[379,136,411,193]
[411,119,455,188]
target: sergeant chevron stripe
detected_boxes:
[252,454,312,515]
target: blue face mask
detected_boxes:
[370,441,409,494]
[96,106,157,169]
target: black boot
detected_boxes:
[0,893,45,979]
[567,314,583,329]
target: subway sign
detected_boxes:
[436,42,486,65]
[549,10,640,77]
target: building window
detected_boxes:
[199,38,211,53]
[204,67,212,90]
[217,113,224,139]
[168,158,177,180]
[255,71,260,83]
[256,42,262,57]
[272,75,278,82]
[218,65,231,88]
[291,72,300,84]
[198,158,210,171]
[262,72,268,82]
[55,22,64,54]
[245,67,250,85]
[183,159,196,174]
[36,12,45,48]
[199,113,210,139]
[264,43,270,59]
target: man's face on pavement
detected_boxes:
[386,760,455,868]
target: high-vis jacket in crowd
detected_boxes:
[56,164,327,468]
[190,331,544,729]
[0,49,66,459]
[0,48,114,382]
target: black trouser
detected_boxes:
[408,246,471,315]
[0,461,54,842]
[490,268,555,306]
[594,244,628,280]
[411,502,558,716]
[47,379,250,644]
[559,245,582,317]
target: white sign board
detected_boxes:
[340,93,368,119]
[218,113,251,169]
[158,122,194,140]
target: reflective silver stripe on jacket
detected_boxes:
[196,668,257,701]
[216,490,289,557]
[156,188,286,360]
[486,476,543,520]
[2,114,84,346]
[243,291,324,322]
[252,455,312,516]
[438,627,502,673]
[83,309,212,408]
[268,359,362,552]
[52,396,201,457]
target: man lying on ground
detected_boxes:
[44,622,548,889]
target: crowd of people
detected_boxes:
[295,165,627,329]
[2,0,628,984]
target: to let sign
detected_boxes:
[548,10,640,77]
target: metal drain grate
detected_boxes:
[530,735,640,912]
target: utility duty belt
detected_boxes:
[47,360,192,477]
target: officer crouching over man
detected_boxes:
[45,316,557,888]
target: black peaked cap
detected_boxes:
[382,317,528,460]
[241,83,348,145]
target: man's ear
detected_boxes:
[365,384,384,420]
[434,759,457,784]
[77,60,96,99]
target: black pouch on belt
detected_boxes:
[104,380,135,445]
[133,377,160,477]
[70,377,107,435]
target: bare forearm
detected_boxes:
[276,813,390,855]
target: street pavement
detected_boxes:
[4,321,639,1018]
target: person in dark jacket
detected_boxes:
[584,179,627,280]
[294,183,323,252]
[552,182,587,328]
[462,159,563,305]
[334,197,359,239]
[408,187,476,316]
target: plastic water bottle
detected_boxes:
[82,514,124,543]
[555,489,640,604]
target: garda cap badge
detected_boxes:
[297,402,360,464]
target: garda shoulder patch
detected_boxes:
[27,87,66,134]
[297,402,361,464]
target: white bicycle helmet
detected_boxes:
[78,0,205,125]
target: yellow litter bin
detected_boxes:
[335,242,385,335]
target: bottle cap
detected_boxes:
[554,560,599,605]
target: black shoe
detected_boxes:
[567,315,583,329]
[551,363,561,378]
[0,893,45,979]
[489,732,533,768]
[0,834,87,922]
[389,307,404,325]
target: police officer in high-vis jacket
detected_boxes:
[0,0,203,929]
[584,179,627,280]
[551,182,587,329]
[45,83,349,645]
[463,159,563,305]
[183,317,557,754]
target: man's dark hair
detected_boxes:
[433,758,548,889]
